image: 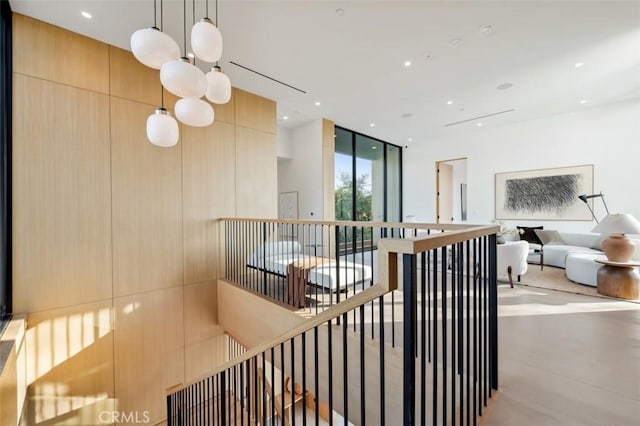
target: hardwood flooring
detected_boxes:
[486,284,640,425]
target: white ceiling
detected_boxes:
[9,0,640,146]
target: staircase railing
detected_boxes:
[167,222,499,425]
[222,219,479,336]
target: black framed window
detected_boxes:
[1,0,13,329]
[334,126,403,248]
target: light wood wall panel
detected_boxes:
[217,280,305,349]
[211,88,235,125]
[114,287,184,426]
[322,119,335,221]
[184,281,225,382]
[108,46,179,108]
[184,334,226,384]
[109,46,161,105]
[12,75,113,313]
[12,14,279,425]
[12,14,109,94]
[184,281,219,344]
[24,301,115,425]
[182,123,235,284]
[235,127,277,218]
[111,97,184,297]
[234,88,277,134]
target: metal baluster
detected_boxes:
[403,254,417,426]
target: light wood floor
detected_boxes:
[485,284,640,425]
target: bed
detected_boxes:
[247,241,373,293]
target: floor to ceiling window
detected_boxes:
[334,126,402,246]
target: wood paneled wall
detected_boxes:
[11,14,277,425]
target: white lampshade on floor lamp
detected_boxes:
[592,213,640,262]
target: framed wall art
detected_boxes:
[278,191,299,220]
[495,164,594,221]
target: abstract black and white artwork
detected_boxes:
[495,165,593,220]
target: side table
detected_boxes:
[595,259,640,300]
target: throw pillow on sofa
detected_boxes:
[517,226,544,245]
[534,229,565,245]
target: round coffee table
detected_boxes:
[595,259,640,300]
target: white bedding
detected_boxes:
[247,242,372,292]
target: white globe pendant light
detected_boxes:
[147,107,179,147]
[130,27,180,70]
[175,98,215,127]
[191,18,223,63]
[160,57,208,98]
[205,66,231,104]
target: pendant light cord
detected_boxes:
[206,0,209,19]
[183,0,187,55]
[192,0,196,65]
[153,0,157,28]
[160,0,164,31]
[215,0,219,66]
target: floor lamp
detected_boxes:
[578,192,610,223]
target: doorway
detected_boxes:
[436,158,468,224]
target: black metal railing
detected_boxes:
[169,222,499,425]
[400,232,499,425]
[168,285,389,425]
[222,219,467,316]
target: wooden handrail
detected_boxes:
[218,217,490,231]
[168,222,498,395]
[377,225,500,255]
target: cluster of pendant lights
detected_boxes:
[131,0,231,147]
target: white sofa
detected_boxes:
[512,231,640,287]
[533,232,602,268]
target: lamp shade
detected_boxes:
[191,18,223,63]
[205,66,232,104]
[147,108,179,147]
[592,213,640,235]
[130,27,180,69]
[160,57,208,98]
[175,98,215,127]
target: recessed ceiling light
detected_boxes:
[580,100,588,104]
[283,116,289,120]
[450,38,463,47]
[408,138,413,142]
[496,82,513,90]
[369,123,375,127]
[575,62,584,68]
[476,122,483,127]
[447,100,453,105]
[403,61,412,67]
[479,25,493,34]
[336,8,345,16]
[314,101,321,106]
[81,11,92,19]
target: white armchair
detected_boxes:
[497,241,529,288]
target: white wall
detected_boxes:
[277,120,324,220]
[404,99,640,232]
[277,126,293,159]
